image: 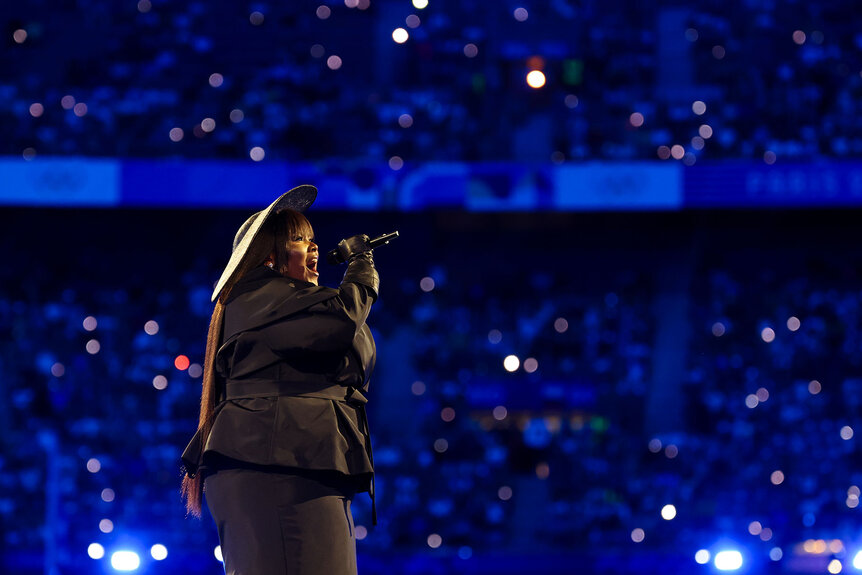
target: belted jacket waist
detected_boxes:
[223,379,368,403]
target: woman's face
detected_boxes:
[284,233,319,285]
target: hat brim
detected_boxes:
[211,185,317,302]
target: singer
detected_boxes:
[181,185,379,575]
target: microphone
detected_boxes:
[327,231,400,265]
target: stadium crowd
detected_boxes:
[1,1,862,164]
[1,210,861,574]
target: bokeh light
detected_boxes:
[503,355,520,372]
[174,355,190,370]
[151,544,168,561]
[770,548,784,561]
[526,70,546,89]
[110,551,139,571]
[535,462,550,479]
[748,520,762,535]
[714,550,743,571]
[554,318,569,333]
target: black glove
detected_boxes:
[342,251,379,299]
[330,234,373,265]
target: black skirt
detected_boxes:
[204,462,358,575]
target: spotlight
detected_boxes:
[714,550,743,571]
[110,551,140,571]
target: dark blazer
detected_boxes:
[182,256,379,493]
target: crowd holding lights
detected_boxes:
[6,208,862,572]
[4,3,862,164]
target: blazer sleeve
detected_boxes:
[262,253,379,355]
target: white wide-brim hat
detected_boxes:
[211,185,317,302]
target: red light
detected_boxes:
[174,355,190,370]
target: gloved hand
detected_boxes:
[330,234,373,265]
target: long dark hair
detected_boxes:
[181,208,314,517]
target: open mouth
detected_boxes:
[306,257,319,275]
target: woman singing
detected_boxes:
[181,185,378,575]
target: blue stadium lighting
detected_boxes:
[853,550,862,570]
[714,550,743,571]
[110,550,140,571]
